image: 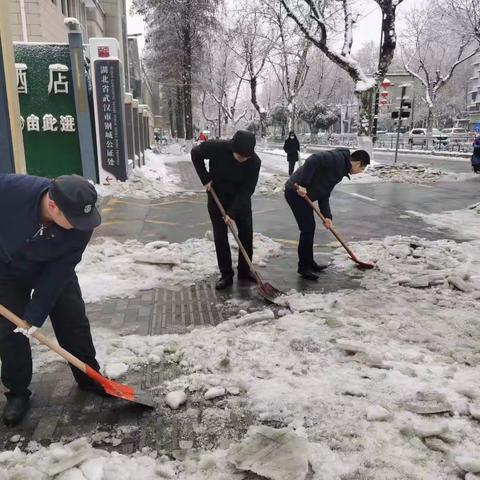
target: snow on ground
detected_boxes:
[410,203,480,241]
[96,148,188,200]
[77,233,282,303]
[261,149,474,186]
[18,234,480,479]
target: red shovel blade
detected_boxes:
[352,259,375,270]
[257,282,284,303]
[86,366,155,408]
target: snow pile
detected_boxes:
[96,149,186,199]
[0,437,178,479]
[77,233,282,303]
[256,171,288,194]
[415,203,480,240]
[332,235,480,293]
[14,234,480,478]
[362,163,472,184]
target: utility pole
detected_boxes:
[394,85,408,164]
[0,0,26,173]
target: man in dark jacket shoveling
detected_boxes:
[0,174,102,426]
[285,148,370,280]
[191,130,261,290]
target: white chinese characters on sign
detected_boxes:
[26,114,40,132]
[21,114,76,133]
[60,115,76,132]
[15,64,28,94]
[48,64,69,94]
[42,114,58,131]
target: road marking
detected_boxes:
[346,192,376,202]
[415,184,432,189]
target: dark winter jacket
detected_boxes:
[191,140,261,218]
[472,137,480,166]
[0,174,92,327]
[285,148,351,219]
[283,135,300,162]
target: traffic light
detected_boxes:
[401,101,411,118]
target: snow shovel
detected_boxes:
[0,304,155,408]
[209,188,284,302]
[294,184,374,270]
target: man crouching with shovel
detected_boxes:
[285,148,370,280]
[0,174,102,426]
[191,130,261,290]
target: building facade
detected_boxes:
[467,53,480,129]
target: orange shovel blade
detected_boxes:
[85,366,155,408]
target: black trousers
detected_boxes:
[288,161,296,176]
[207,192,253,277]
[287,154,298,176]
[0,275,100,398]
[285,188,317,269]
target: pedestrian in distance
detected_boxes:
[283,131,301,175]
[472,134,480,174]
[284,149,370,280]
[191,130,261,290]
[198,131,207,142]
[0,174,103,426]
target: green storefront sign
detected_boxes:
[14,43,83,177]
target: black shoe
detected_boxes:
[298,267,319,280]
[215,275,234,290]
[312,261,328,272]
[2,395,30,426]
[238,271,257,283]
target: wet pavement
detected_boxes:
[0,153,478,454]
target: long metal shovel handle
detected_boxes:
[209,187,265,286]
[0,304,88,373]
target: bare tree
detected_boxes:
[231,6,275,137]
[261,1,312,132]
[279,0,405,138]
[201,33,248,136]
[402,3,479,131]
[441,0,480,41]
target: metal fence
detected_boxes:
[289,133,474,153]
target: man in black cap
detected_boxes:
[285,148,370,280]
[0,173,102,426]
[191,130,261,290]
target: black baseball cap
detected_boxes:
[231,130,256,157]
[49,175,101,231]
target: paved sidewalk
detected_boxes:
[0,159,476,454]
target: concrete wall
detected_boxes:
[8,0,85,42]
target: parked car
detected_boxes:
[408,128,448,146]
[442,127,469,145]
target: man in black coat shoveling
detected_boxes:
[191,130,261,290]
[0,174,103,426]
[285,148,370,280]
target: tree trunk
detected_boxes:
[168,92,175,138]
[356,89,375,137]
[249,76,267,137]
[176,86,185,139]
[182,0,193,141]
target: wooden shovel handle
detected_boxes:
[293,183,361,262]
[208,187,264,285]
[0,304,87,374]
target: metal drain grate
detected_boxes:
[149,282,224,334]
